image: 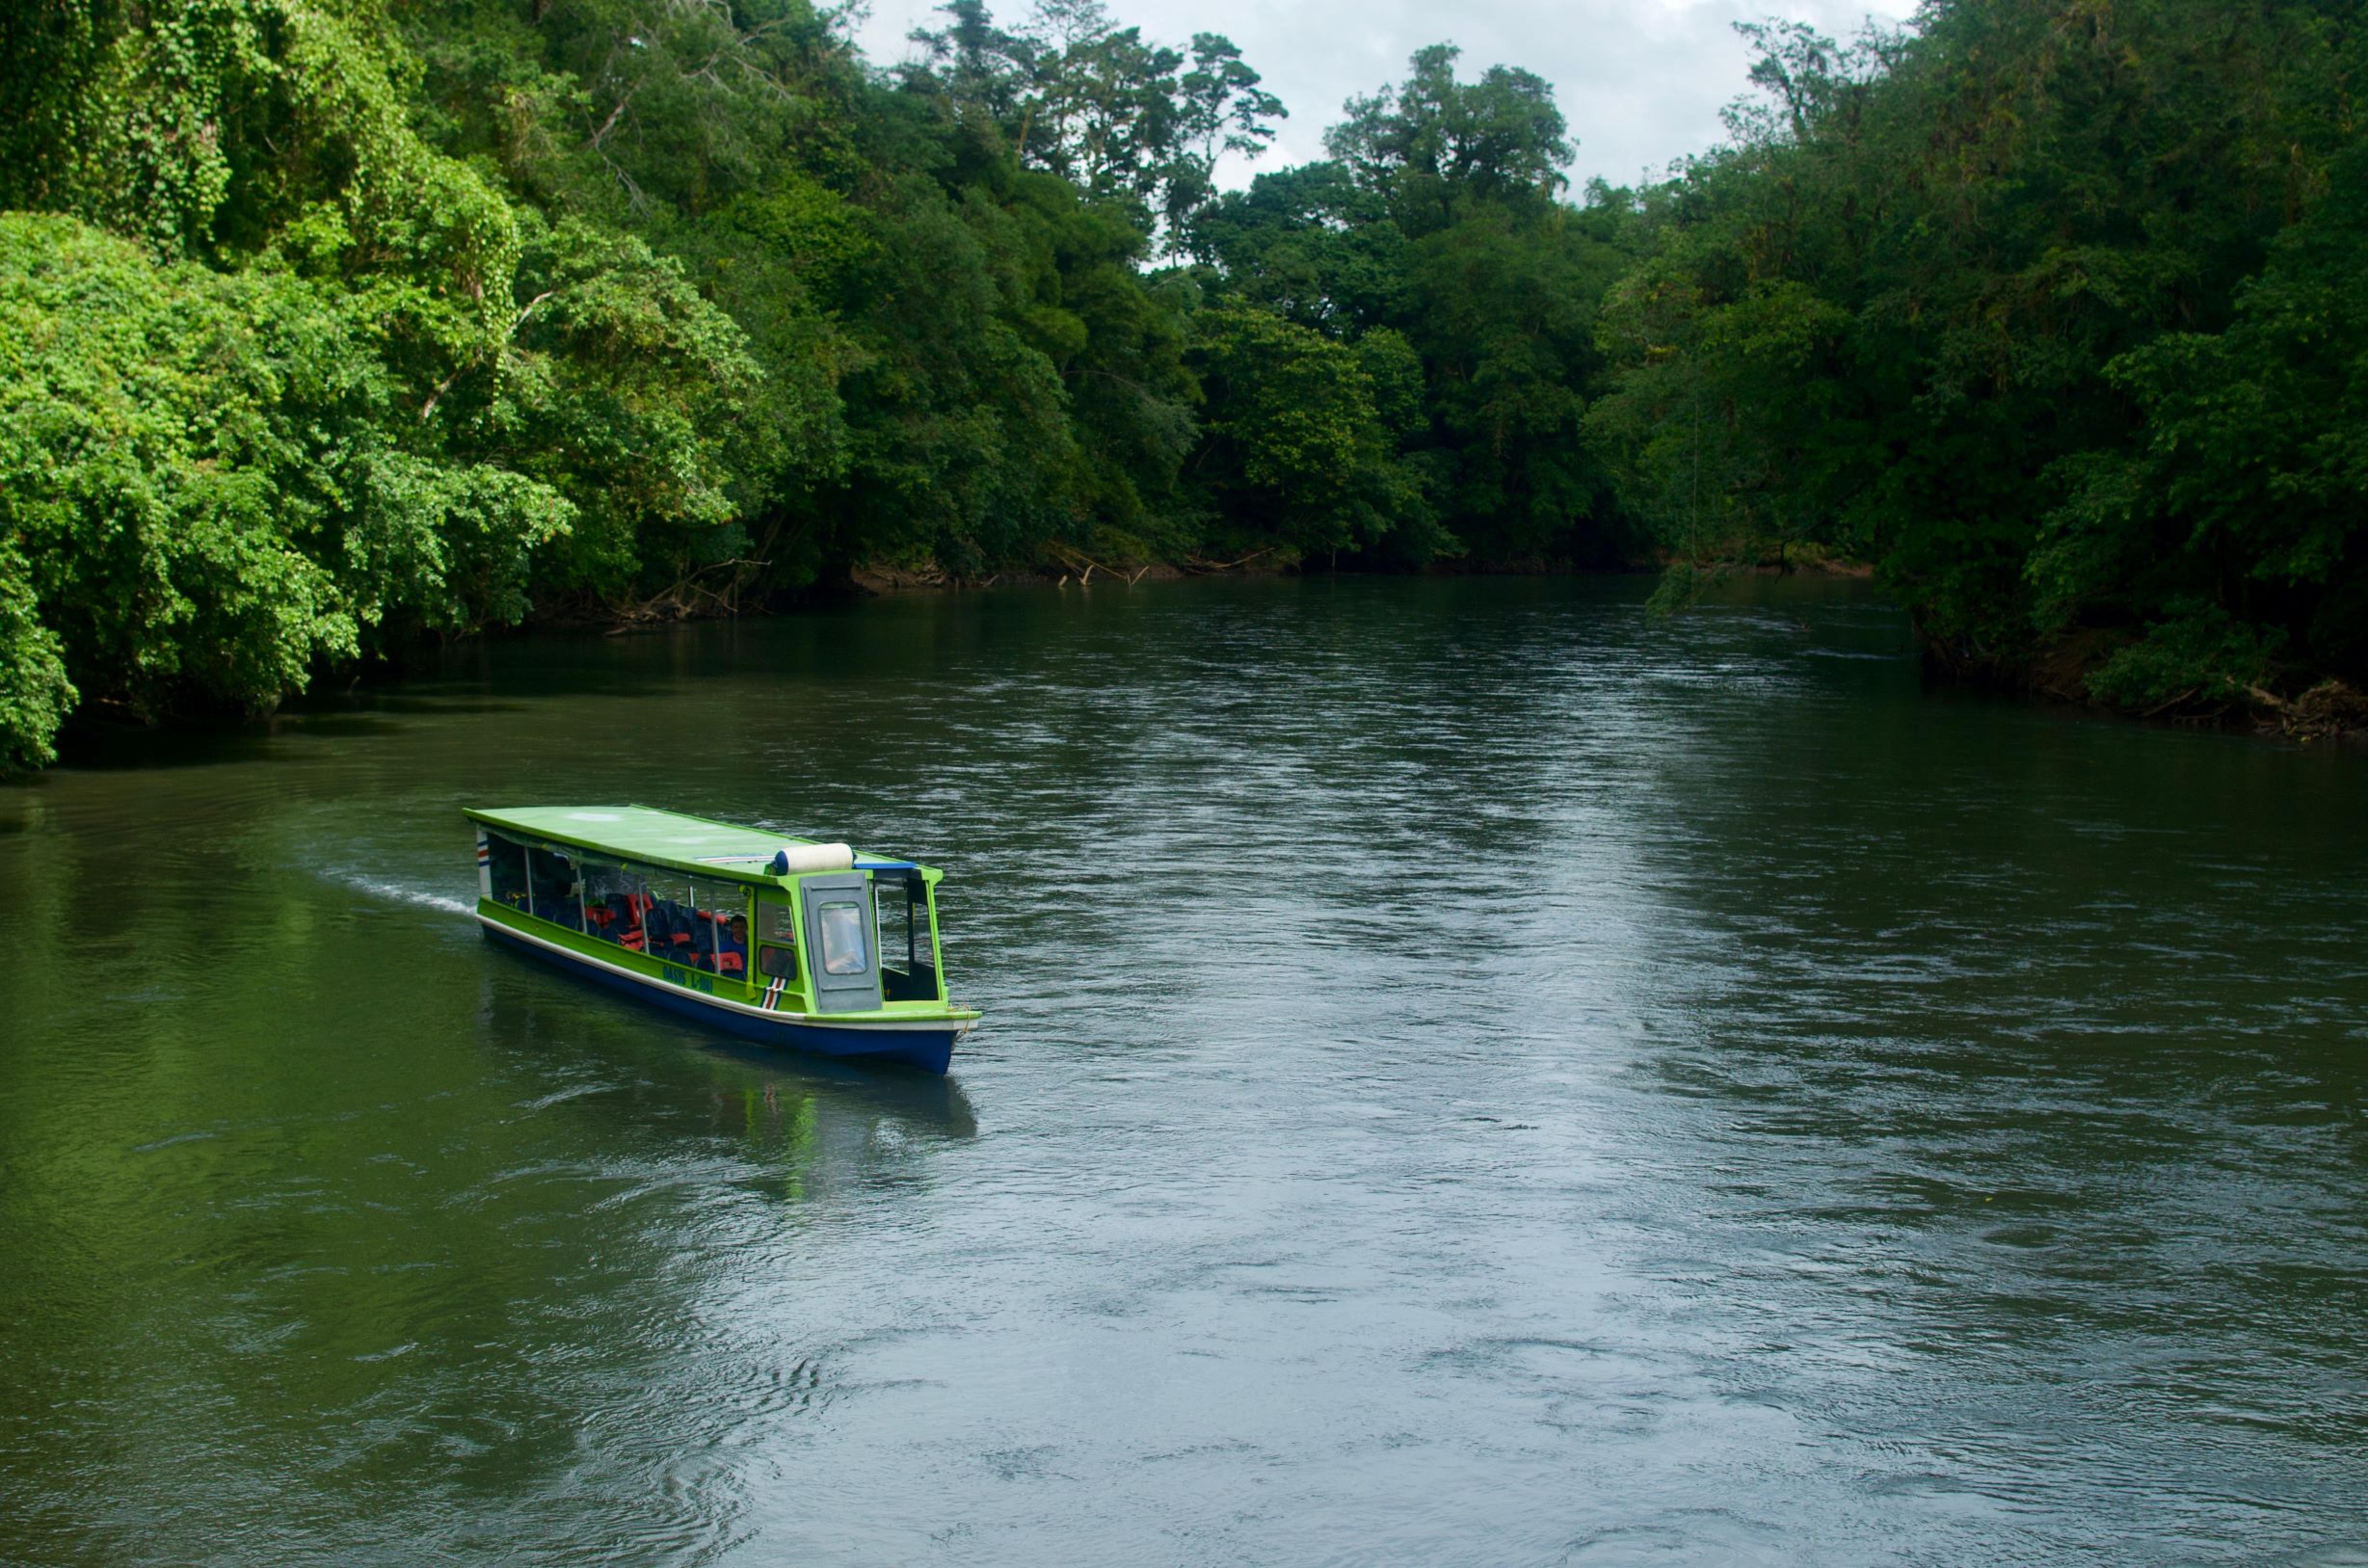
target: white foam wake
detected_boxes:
[332,874,474,916]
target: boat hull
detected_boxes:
[481,919,963,1073]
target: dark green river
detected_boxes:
[2,577,2362,1565]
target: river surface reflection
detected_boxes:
[1,576,2362,1564]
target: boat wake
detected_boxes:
[330,873,474,916]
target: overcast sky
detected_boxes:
[848,0,1921,192]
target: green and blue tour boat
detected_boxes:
[466,806,980,1073]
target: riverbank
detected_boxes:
[1655,550,2366,741]
[1929,626,2368,744]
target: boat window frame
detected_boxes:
[523,843,584,930]
[815,898,870,977]
[919,877,945,999]
[875,873,913,973]
[689,875,752,983]
[872,869,941,1001]
[578,856,654,954]
[485,831,531,910]
[636,867,699,970]
[751,890,804,998]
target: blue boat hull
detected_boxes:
[484,923,959,1073]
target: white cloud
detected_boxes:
[849,0,1921,192]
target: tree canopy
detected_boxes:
[1,0,2365,766]
[1586,0,2368,712]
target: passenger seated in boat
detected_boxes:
[718,915,749,977]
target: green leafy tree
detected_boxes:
[906,0,1280,246]
[1591,0,2363,697]
[0,213,569,766]
[1197,47,1634,565]
[2059,142,2368,696]
[1187,162,1410,334]
[1186,303,1434,559]
[1326,43,1571,236]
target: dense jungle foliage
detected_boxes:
[0,0,2364,766]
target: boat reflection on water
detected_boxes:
[673,1039,982,1207]
[460,949,982,1211]
[697,1041,980,1147]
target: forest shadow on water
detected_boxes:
[0,576,2362,1566]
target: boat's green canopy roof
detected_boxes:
[464,805,935,885]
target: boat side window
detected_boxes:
[915,889,937,973]
[875,872,938,1001]
[816,900,869,976]
[875,876,914,973]
[486,834,529,907]
[688,876,749,979]
[581,859,652,952]
[525,847,581,930]
[754,896,799,985]
[639,873,699,968]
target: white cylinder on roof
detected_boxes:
[774,841,853,875]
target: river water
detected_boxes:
[0,576,2362,1565]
